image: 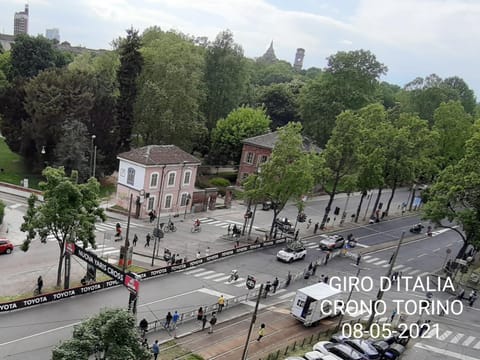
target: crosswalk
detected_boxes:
[361,255,430,278]
[45,221,144,242]
[199,217,264,232]
[73,241,120,257]
[424,325,480,350]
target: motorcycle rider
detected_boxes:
[229,269,239,282]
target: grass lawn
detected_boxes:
[0,137,42,189]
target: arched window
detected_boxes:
[147,196,155,210]
[183,170,191,185]
[127,168,135,185]
[150,172,159,188]
[164,194,173,209]
[167,172,176,187]
[180,193,190,206]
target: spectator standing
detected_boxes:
[196,251,201,259]
[202,315,208,330]
[165,311,172,329]
[218,295,225,312]
[356,254,361,266]
[208,313,217,333]
[272,277,279,293]
[133,234,138,246]
[197,307,204,320]
[145,233,151,247]
[37,276,43,294]
[314,222,319,234]
[172,310,179,329]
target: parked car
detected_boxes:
[331,334,380,360]
[313,341,366,360]
[277,245,307,263]
[319,235,345,250]
[0,239,14,255]
[304,351,341,360]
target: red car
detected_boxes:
[0,239,14,254]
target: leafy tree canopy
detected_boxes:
[21,167,106,287]
[52,308,150,360]
[423,123,480,257]
[209,106,271,164]
[255,83,300,130]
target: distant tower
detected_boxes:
[293,48,305,70]
[258,40,278,64]
[14,4,29,36]
[46,28,60,42]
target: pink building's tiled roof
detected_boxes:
[118,145,201,166]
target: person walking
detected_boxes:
[132,234,138,246]
[325,251,330,265]
[272,277,279,293]
[312,262,318,276]
[356,254,361,266]
[457,288,465,300]
[227,224,231,236]
[172,310,179,329]
[206,247,210,256]
[37,276,43,294]
[165,311,172,329]
[151,340,160,360]
[469,291,477,306]
[145,233,151,247]
[390,309,397,322]
[323,275,329,284]
[196,251,201,259]
[208,313,217,333]
[314,222,319,234]
[257,323,266,341]
[217,295,225,312]
[264,281,271,298]
[202,315,208,330]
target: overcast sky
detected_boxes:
[1,0,479,97]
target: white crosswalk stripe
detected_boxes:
[424,328,437,338]
[474,340,480,349]
[193,270,216,277]
[462,336,476,347]
[393,264,405,270]
[307,245,318,249]
[450,333,464,344]
[203,273,226,280]
[400,266,412,273]
[213,275,232,282]
[185,268,206,275]
[417,272,429,277]
[407,269,421,275]
[362,255,372,260]
[364,257,380,263]
[373,260,388,265]
[438,330,452,341]
[382,264,390,268]
[227,277,245,285]
[279,291,296,299]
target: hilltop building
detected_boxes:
[257,41,278,64]
[14,4,29,36]
[46,28,60,42]
[294,48,305,70]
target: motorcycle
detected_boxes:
[409,223,424,234]
[191,224,201,233]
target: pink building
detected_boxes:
[116,145,201,219]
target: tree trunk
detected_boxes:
[456,241,469,260]
[57,246,65,288]
[269,209,280,239]
[321,174,340,229]
[370,188,383,219]
[355,191,367,223]
[385,181,397,216]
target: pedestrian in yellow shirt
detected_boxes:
[218,295,225,312]
[257,323,265,341]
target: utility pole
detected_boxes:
[241,283,264,360]
[122,194,133,273]
[366,232,405,330]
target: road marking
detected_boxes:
[275,289,287,295]
[227,277,245,285]
[417,272,429,277]
[463,336,476,346]
[208,220,222,225]
[364,257,380,263]
[417,253,428,258]
[101,249,120,256]
[393,265,405,270]
[362,255,371,259]
[433,248,441,252]
[406,258,415,262]
[408,269,421,275]
[307,245,317,249]
[355,243,370,248]
[185,268,206,275]
[438,330,452,341]
[424,328,437,338]
[450,333,464,344]
[202,272,225,280]
[400,266,412,273]
[242,300,267,309]
[474,340,480,349]
[278,291,296,299]
[373,260,387,265]
[213,275,232,282]
[193,270,216,277]
[196,288,235,299]
[415,342,480,360]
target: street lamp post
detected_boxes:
[90,135,96,178]
[184,194,191,219]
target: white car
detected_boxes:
[277,246,307,263]
[304,350,341,360]
[313,341,365,360]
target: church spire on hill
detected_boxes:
[258,40,278,64]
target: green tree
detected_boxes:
[244,122,315,237]
[209,106,271,164]
[433,101,473,170]
[133,30,206,152]
[10,34,70,79]
[52,308,150,360]
[116,28,143,152]
[21,167,106,288]
[203,30,248,131]
[318,111,362,228]
[255,83,300,130]
[0,200,5,225]
[300,50,387,147]
[250,61,296,86]
[423,124,480,257]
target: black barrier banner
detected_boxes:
[0,237,287,313]
[75,246,126,283]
